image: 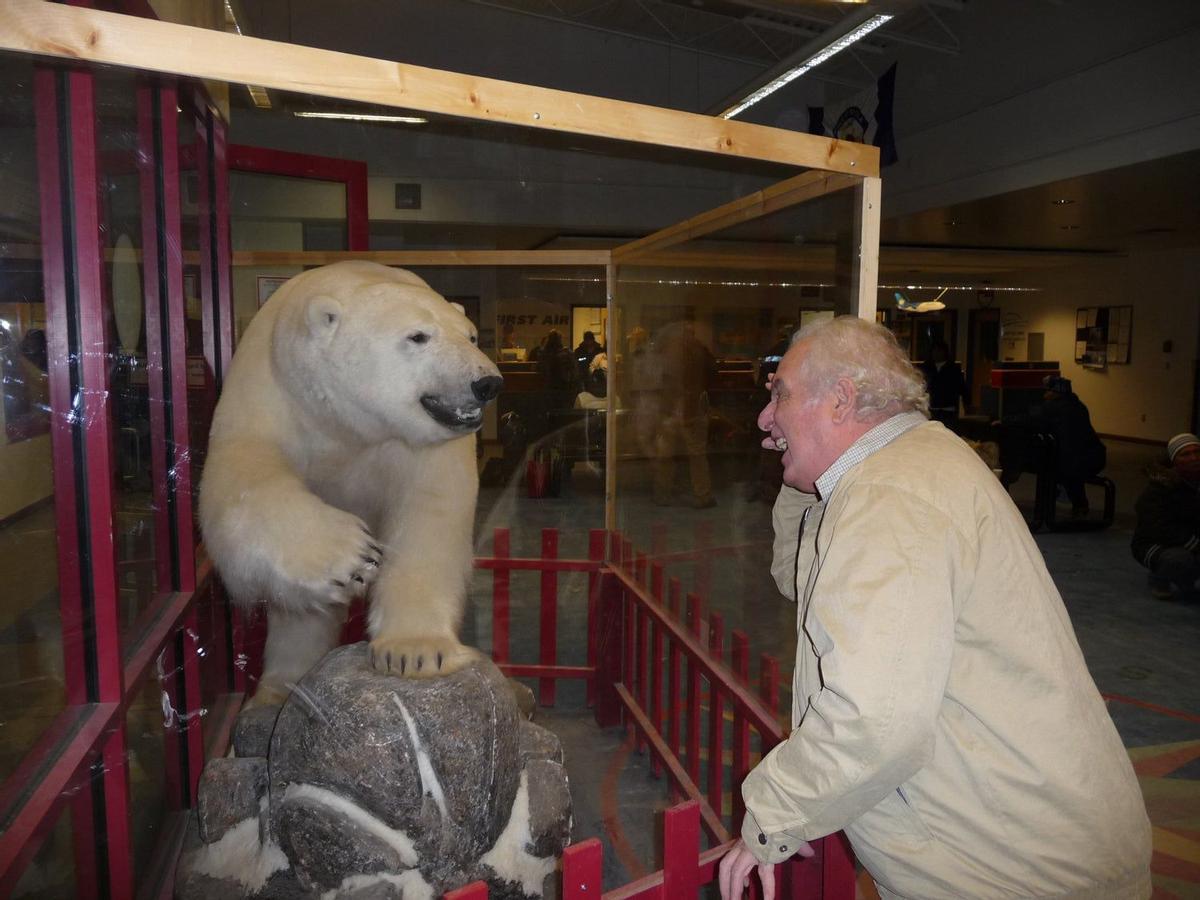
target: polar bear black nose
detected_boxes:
[471,375,503,402]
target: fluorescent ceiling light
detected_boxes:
[224,1,271,109]
[719,14,893,119]
[294,112,428,124]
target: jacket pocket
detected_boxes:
[847,787,935,862]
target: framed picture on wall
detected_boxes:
[257,275,290,307]
[1075,305,1132,368]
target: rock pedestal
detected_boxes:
[175,645,571,899]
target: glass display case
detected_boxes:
[0,1,879,894]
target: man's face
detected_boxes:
[1174,444,1200,483]
[757,343,841,493]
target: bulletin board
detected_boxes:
[1075,305,1132,369]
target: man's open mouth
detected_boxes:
[421,395,484,431]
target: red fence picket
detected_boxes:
[444,528,854,900]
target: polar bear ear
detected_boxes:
[305,294,344,338]
[449,302,466,316]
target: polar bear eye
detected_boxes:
[408,331,430,345]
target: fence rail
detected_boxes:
[434,528,856,900]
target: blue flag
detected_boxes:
[808,62,897,166]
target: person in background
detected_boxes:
[536,329,577,392]
[1031,374,1107,518]
[573,330,604,366]
[719,315,1150,900]
[918,338,968,428]
[652,321,717,508]
[1132,432,1200,602]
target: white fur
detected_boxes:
[479,772,556,896]
[198,262,499,695]
[320,870,434,900]
[186,801,288,891]
[281,782,420,867]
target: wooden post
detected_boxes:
[667,577,683,788]
[731,629,751,830]
[686,594,703,787]
[593,572,624,729]
[586,529,606,707]
[850,176,881,321]
[539,528,559,707]
[663,801,702,898]
[561,838,603,900]
[443,882,489,899]
[650,562,666,778]
[492,528,510,664]
[707,612,725,821]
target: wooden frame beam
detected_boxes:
[230,249,611,267]
[0,0,878,177]
[611,169,860,263]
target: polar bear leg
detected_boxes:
[366,439,478,678]
[249,605,347,708]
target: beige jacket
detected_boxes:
[742,421,1152,900]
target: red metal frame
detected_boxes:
[1,60,238,896]
[226,144,370,251]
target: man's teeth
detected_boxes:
[776,437,789,452]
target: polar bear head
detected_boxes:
[271,262,502,447]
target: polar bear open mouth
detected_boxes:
[420,395,485,431]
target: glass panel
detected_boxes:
[97,69,163,633]
[179,100,214,502]
[10,805,77,899]
[126,650,171,882]
[611,189,858,679]
[0,55,65,782]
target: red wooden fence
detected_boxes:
[436,528,856,900]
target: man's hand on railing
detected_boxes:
[718,838,776,900]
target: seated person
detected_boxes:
[574,352,607,410]
[1029,375,1106,517]
[1132,432,1200,602]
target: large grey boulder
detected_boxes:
[175,645,571,899]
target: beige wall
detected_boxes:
[942,247,1199,442]
[0,434,53,522]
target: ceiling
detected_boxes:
[223,0,1200,283]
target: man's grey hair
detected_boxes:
[791,315,930,420]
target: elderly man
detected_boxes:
[719,317,1151,900]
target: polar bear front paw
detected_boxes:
[368,634,475,678]
[324,523,385,603]
[288,513,384,608]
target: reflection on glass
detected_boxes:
[98,71,161,632]
[611,187,856,680]
[0,56,65,784]
[127,652,171,881]
[10,805,76,899]
[180,100,215,516]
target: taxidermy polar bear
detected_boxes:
[199,261,502,705]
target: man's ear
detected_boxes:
[305,294,343,339]
[830,377,857,424]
